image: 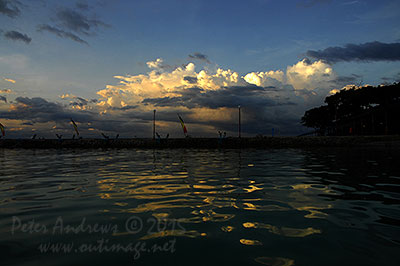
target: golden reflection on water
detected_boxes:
[287,185,334,219]
[255,257,295,266]
[243,222,321,237]
[221,225,234,232]
[95,151,337,247]
[240,239,263,246]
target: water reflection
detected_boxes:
[243,222,321,237]
[0,148,399,265]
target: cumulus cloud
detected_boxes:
[0,95,6,103]
[146,58,165,69]
[188,53,211,63]
[0,0,20,18]
[3,30,31,44]
[1,57,346,137]
[286,58,336,91]
[37,24,88,45]
[94,58,339,136]
[306,41,400,63]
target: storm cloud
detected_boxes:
[4,30,31,44]
[142,86,293,110]
[0,97,94,123]
[306,41,400,63]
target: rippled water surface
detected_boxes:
[1,148,399,266]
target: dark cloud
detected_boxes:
[142,85,295,110]
[306,41,400,63]
[0,97,94,123]
[69,96,89,108]
[110,105,138,111]
[56,8,109,35]
[37,24,88,45]
[183,76,198,84]
[4,30,31,44]
[188,53,211,63]
[0,95,6,103]
[0,0,20,18]
[37,6,109,45]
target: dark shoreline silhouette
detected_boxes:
[0,136,399,149]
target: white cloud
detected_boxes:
[286,59,336,91]
[96,58,337,111]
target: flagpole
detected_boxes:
[238,105,241,138]
[153,109,156,140]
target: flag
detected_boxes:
[71,119,79,136]
[177,114,188,136]
[0,123,5,136]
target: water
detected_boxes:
[0,148,399,266]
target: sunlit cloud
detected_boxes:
[0,57,350,137]
[3,78,15,84]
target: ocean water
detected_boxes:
[0,148,399,266]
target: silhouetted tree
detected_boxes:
[301,82,400,135]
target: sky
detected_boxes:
[0,0,400,138]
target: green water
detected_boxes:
[0,148,399,265]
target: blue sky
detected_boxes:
[1,0,399,138]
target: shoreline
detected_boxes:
[1,136,399,149]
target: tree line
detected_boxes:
[301,82,400,136]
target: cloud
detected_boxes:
[306,41,400,63]
[0,0,20,18]
[0,95,6,103]
[37,24,88,45]
[146,58,165,69]
[0,89,13,94]
[3,30,31,44]
[1,57,344,137]
[37,6,109,44]
[60,93,96,110]
[183,76,198,84]
[188,53,211,63]
[55,7,109,35]
[142,85,294,110]
[0,97,97,123]
[95,58,339,136]
[3,78,15,84]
